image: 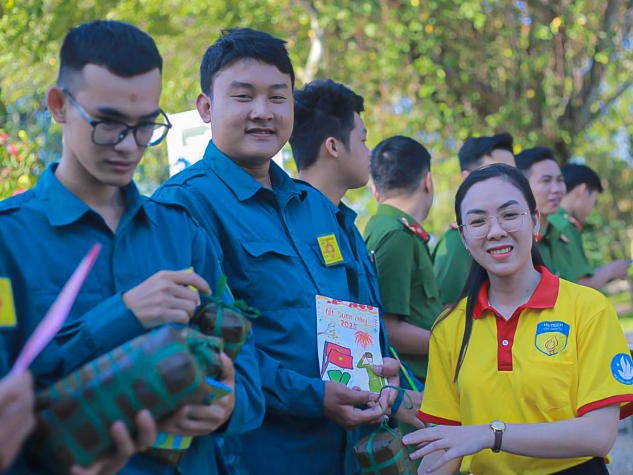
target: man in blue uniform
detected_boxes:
[154,29,385,475]
[0,20,263,475]
[290,79,381,310]
[290,79,420,428]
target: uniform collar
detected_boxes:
[540,219,569,244]
[337,201,358,227]
[202,141,304,204]
[291,178,354,226]
[560,207,583,231]
[36,163,147,227]
[375,203,407,218]
[400,218,429,241]
[376,204,429,241]
[376,203,430,242]
[473,265,559,319]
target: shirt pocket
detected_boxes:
[239,240,303,307]
[518,355,576,419]
[308,240,353,297]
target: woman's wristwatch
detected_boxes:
[490,420,506,453]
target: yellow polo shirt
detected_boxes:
[418,267,633,475]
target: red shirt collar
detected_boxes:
[473,266,559,319]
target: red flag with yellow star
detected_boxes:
[320,341,353,377]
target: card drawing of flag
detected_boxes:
[321,341,353,377]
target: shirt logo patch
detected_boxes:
[317,234,344,266]
[0,277,17,328]
[534,321,569,356]
[611,353,633,385]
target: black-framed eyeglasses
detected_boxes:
[62,89,172,147]
[459,210,530,239]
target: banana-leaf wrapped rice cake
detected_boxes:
[192,292,256,360]
[31,325,224,472]
[354,424,416,475]
[146,289,258,466]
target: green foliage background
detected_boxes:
[1,0,632,270]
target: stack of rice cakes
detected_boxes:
[33,325,224,471]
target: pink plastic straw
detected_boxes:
[10,243,102,375]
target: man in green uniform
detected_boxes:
[433,133,515,305]
[363,136,442,383]
[516,147,591,282]
[549,164,628,288]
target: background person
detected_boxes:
[549,163,628,289]
[0,20,258,475]
[515,146,589,282]
[433,133,515,306]
[364,136,442,388]
[154,29,385,475]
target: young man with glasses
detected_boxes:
[0,20,263,475]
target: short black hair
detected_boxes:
[515,146,557,174]
[58,20,162,88]
[200,28,295,95]
[371,135,431,196]
[458,132,514,172]
[561,163,603,193]
[290,79,364,171]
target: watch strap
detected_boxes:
[492,428,502,453]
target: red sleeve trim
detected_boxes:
[577,394,633,419]
[619,402,633,420]
[417,410,461,426]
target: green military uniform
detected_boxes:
[432,226,472,306]
[549,208,583,255]
[363,204,443,380]
[536,215,592,283]
[548,208,594,281]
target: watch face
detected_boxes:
[491,420,505,431]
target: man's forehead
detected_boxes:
[531,159,561,176]
[79,63,161,83]
[353,113,367,132]
[73,65,162,119]
[213,58,292,86]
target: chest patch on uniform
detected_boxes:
[317,234,344,266]
[0,277,17,327]
[534,321,569,356]
[611,353,633,385]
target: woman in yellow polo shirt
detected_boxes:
[403,164,633,474]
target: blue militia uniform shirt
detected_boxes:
[334,200,383,310]
[154,141,368,475]
[0,164,264,475]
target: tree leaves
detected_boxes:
[0,0,631,260]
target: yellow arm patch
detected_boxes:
[0,277,17,327]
